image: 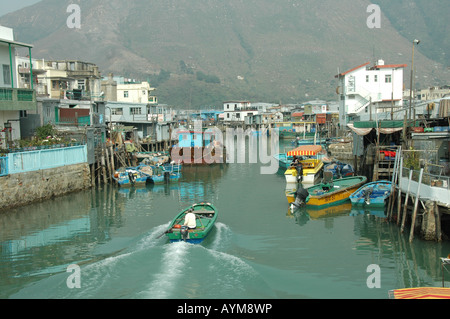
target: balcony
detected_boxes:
[0,88,36,111]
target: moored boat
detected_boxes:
[324,161,355,179]
[349,180,392,207]
[284,145,324,184]
[113,167,149,187]
[305,175,367,208]
[164,202,218,243]
[274,153,294,170]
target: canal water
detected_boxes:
[1,138,449,299]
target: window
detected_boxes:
[374,75,378,82]
[112,108,123,115]
[130,107,142,115]
[385,74,392,83]
[3,65,11,85]
[124,91,129,98]
[227,113,230,118]
[366,75,369,82]
[77,79,85,90]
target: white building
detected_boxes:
[223,101,258,123]
[117,81,157,104]
[335,60,406,126]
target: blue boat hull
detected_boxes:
[350,181,392,207]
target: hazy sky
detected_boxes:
[0,0,42,16]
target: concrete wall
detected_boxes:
[0,163,91,211]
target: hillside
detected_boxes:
[1,0,449,107]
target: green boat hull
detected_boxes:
[166,203,218,243]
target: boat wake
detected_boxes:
[11,222,272,299]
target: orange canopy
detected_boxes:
[287,145,322,157]
[390,287,450,299]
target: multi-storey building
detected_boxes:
[0,25,36,146]
[223,101,258,123]
[335,60,406,126]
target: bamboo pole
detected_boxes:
[409,168,424,243]
[401,169,414,232]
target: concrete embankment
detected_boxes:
[0,163,91,211]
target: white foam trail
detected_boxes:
[66,223,171,297]
[141,242,190,299]
[208,222,231,251]
[136,222,171,251]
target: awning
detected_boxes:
[347,123,372,136]
[389,287,450,299]
[287,145,322,156]
[347,123,403,136]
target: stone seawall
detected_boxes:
[0,163,91,211]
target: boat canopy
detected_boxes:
[287,145,322,156]
[389,287,450,299]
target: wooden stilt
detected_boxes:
[105,146,112,182]
[101,147,107,185]
[110,145,115,175]
[401,169,413,233]
[396,183,402,225]
[435,203,442,242]
[90,164,95,187]
[409,168,424,243]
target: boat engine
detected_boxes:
[180,226,189,241]
[293,185,309,207]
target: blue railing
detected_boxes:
[0,156,8,177]
[3,145,87,175]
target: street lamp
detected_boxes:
[403,39,420,146]
[409,39,420,122]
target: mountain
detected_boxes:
[1,0,449,108]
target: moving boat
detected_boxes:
[349,180,392,207]
[164,202,218,243]
[284,145,324,184]
[305,175,367,208]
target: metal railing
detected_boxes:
[4,145,87,175]
[401,167,450,190]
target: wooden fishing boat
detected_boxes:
[164,203,218,244]
[305,175,367,208]
[113,167,149,187]
[349,180,392,207]
[284,145,324,184]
